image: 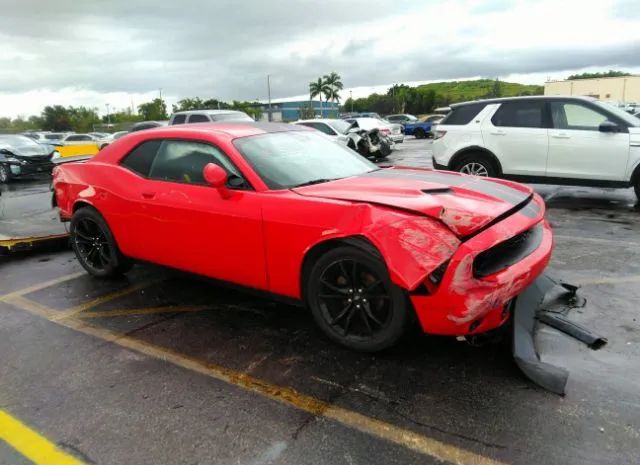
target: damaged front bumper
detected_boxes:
[513,273,607,395]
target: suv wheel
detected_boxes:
[454,153,498,177]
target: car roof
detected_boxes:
[172,109,248,116]
[134,122,308,139]
[451,95,597,108]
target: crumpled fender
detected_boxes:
[365,213,460,291]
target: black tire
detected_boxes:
[0,164,10,184]
[414,128,426,139]
[305,246,409,352]
[453,152,498,177]
[70,206,132,278]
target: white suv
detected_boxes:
[432,96,640,199]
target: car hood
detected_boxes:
[0,144,53,157]
[292,167,535,237]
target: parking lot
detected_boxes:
[1,137,639,465]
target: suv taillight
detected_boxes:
[433,130,447,140]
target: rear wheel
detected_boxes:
[414,128,426,139]
[0,164,10,183]
[306,246,409,352]
[454,152,498,177]
[71,207,132,278]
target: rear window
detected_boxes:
[440,103,486,125]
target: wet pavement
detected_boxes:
[0,138,639,465]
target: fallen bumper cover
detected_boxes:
[513,273,607,395]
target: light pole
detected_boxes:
[105,103,111,127]
[350,90,353,113]
[267,75,272,122]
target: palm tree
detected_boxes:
[324,72,343,115]
[309,77,330,117]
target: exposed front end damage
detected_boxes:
[513,274,607,395]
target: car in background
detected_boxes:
[293,119,353,146]
[96,131,129,149]
[129,121,169,132]
[293,118,392,159]
[343,117,404,144]
[89,132,110,139]
[385,114,418,125]
[53,122,553,352]
[432,95,640,199]
[168,110,254,125]
[341,112,383,120]
[0,135,57,183]
[403,119,433,139]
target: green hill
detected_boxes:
[416,79,543,105]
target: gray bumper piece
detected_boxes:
[513,273,607,395]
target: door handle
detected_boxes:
[490,130,506,135]
[551,133,570,139]
[141,191,156,199]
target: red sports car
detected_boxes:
[53,122,552,352]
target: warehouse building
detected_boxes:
[257,98,340,122]
[544,75,640,104]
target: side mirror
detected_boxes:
[203,163,231,198]
[599,120,620,133]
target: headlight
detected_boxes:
[52,151,61,160]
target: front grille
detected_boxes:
[473,224,543,277]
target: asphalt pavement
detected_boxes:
[0,137,639,465]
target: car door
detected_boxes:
[120,138,267,289]
[481,100,549,176]
[546,100,630,180]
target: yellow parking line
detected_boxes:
[76,305,209,319]
[0,271,85,302]
[6,294,505,465]
[0,410,86,465]
[52,280,161,321]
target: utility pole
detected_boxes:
[350,90,353,113]
[105,103,111,126]
[267,75,272,122]
[159,88,162,100]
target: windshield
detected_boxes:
[233,131,378,189]
[595,101,640,127]
[326,119,353,134]
[45,133,64,140]
[211,112,254,122]
[0,135,42,149]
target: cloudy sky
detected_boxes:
[0,0,639,118]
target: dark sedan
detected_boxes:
[0,135,57,183]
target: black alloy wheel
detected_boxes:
[307,246,408,352]
[71,207,132,277]
[414,128,426,139]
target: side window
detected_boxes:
[120,140,162,177]
[308,123,336,136]
[550,102,608,131]
[491,101,545,128]
[67,135,91,142]
[187,114,211,123]
[441,103,487,125]
[172,114,187,125]
[148,140,244,186]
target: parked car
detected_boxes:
[341,112,383,120]
[403,120,433,139]
[97,131,129,149]
[343,117,404,144]
[0,135,57,183]
[432,96,640,199]
[169,110,254,125]
[385,114,418,124]
[293,119,392,159]
[53,122,553,352]
[129,121,168,132]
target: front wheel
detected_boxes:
[0,164,10,184]
[414,128,426,139]
[70,207,132,278]
[306,246,409,352]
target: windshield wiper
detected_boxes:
[292,178,336,188]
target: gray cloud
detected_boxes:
[0,0,639,103]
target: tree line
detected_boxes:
[0,97,262,133]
